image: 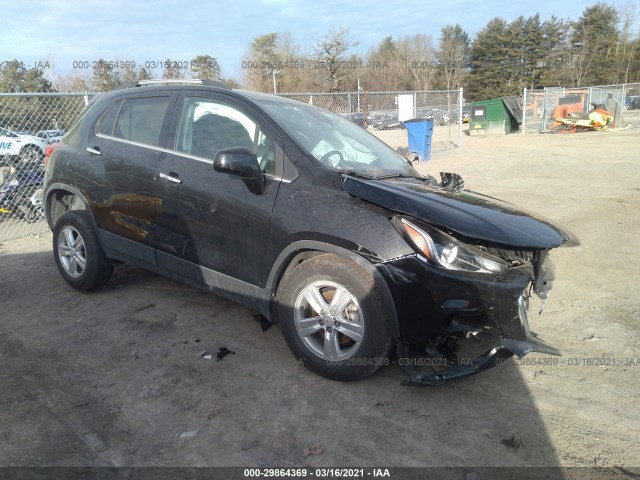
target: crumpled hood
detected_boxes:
[342,176,579,249]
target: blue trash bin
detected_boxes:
[404,118,434,161]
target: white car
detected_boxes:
[36,129,65,145]
[0,127,46,164]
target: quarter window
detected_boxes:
[97,100,122,136]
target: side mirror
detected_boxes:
[214,147,265,195]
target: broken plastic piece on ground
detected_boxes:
[302,441,324,457]
[217,347,236,361]
[203,354,212,360]
[440,172,465,191]
[253,314,272,332]
[395,146,418,163]
[179,430,199,439]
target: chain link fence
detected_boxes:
[278,89,464,152]
[0,89,463,243]
[522,83,640,133]
[0,93,93,242]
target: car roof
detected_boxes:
[106,80,307,107]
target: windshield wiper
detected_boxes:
[338,170,376,180]
[374,173,426,181]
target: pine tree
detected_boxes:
[571,3,620,86]
[468,18,511,100]
[190,55,221,80]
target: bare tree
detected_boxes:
[312,27,358,92]
[91,59,122,91]
[162,59,185,79]
[399,34,436,91]
[120,66,139,84]
[436,25,470,91]
[616,5,639,83]
[275,32,310,92]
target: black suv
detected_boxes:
[44,80,578,384]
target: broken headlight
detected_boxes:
[400,218,507,274]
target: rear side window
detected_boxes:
[97,100,122,136]
[112,96,170,146]
[65,101,98,145]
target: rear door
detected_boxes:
[155,92,283,287]
[79,93,175,264]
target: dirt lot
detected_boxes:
[1,127,639,474]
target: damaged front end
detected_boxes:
[379,217,566,386]
[341,173,579,385]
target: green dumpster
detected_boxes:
[469,97,522,135]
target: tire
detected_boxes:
[52,210,113,291]
[277,253,393,381]
[19,145,43,163]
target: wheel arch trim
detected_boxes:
[44,183,95,230]
[266,240,400,338]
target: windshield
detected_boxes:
[257,99,419,178]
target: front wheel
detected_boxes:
[277,254,393,381]
[53,210,113,291]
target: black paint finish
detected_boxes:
[44,83,580,384]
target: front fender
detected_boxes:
[265,240,400,337]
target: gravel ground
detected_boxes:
[0,127,638,475]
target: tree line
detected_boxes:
[0,2,638,101]
[242,3,639,99]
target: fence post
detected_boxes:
[459,88,463,148]
[542,88,548,132]
[347,92,352,114]
[621,83,627,126]
[522,88,527,135]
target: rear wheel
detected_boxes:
[277,254,393,381]
[53,210,113,291]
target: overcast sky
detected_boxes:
[1,0,637,83]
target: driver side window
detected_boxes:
[175,97,276,175]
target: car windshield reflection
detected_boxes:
[257,99,418,178]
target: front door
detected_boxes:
[155,93,282,287]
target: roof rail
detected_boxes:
[116,79,231,90]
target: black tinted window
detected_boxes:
[113,96,170,146]
[97,100,122,136]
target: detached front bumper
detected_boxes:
[400,294,561,386]
[377,255,561,386]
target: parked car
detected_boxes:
[0,127,46,165]
[36,129,65,144]
[373,113,404,130]
[44,79,578,384]
[0,165,45,221]
[625,95,640,110]
[348,112,368,128]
